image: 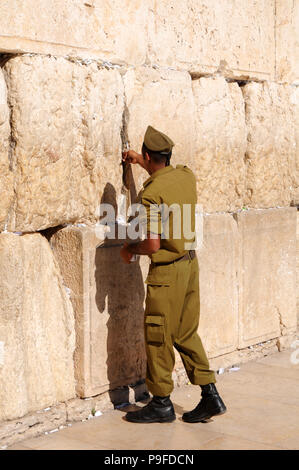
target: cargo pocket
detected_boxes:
[145,263,171,286]
[145,315,165,345]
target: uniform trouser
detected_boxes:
[144,255,216,397]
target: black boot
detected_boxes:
[182,383,226,423]
[125,395,176,423]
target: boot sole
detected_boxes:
[182,408,227,423]
[125,415,176,424]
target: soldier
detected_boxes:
[120,125,226,423]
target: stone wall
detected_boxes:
[1,0,298,84]
[0,233,75,422]
[0,0,298,446]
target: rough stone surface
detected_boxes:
[197,213,239,358]
[3,55,124,232]
[51,226,148,398]
[237,208,297,349]
[0,0,150,66]
[0,403,66,448]
[0,68,13,230]
[148,0,275,80]
[0,233,76,421]
[297,211,299,326]
[291,86,299,205]
[192,77,247,212]
[0,1,278,81]
[276,0,299,84]
[123,67,196,194]
[242,82,297,208]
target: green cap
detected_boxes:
[143,125,174,154]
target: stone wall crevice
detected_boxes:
[2,65,17,233]
[0,61,14,232]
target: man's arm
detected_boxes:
[120,233,160,264]
[120,149,160,263]
[127,233,160,255]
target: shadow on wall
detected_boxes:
[94,182,149,408]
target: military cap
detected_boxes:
[143,125,174,154]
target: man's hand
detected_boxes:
[122,149,143,166]
[120,242,133,264]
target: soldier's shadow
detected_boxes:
[94,182,149,409]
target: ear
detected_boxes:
[145,152,151,162]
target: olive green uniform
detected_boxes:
[141,164,216,397]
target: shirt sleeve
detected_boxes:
[140,194,162,235]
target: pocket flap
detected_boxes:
[145,278,170,286]
[145,265,171,286]
[145,315,165,326]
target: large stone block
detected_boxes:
[3,55,124,232]
[192,77,247,212]
[276,0,299,84]
[197,213,239,358]
[0,1,278,80]
[237,208,297,349]
[148,0,275,80]
[297,211,299,326]
[0,68,13,230]
[242,82,297,208]
[0,0,150,66]
[123,67,196,194]
[51,226,148,398]
[0,233,75,422]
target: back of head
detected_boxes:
[143,125,174,166]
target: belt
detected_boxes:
[152,250,196,267]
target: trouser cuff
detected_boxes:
[145,378,173,397]
[189,373,216,386]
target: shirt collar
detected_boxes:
[143,165,174,189]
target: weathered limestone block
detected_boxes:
[237,208,297,349]
[0,0,150,66]
[0,68,13,230]
[0,403,67,448]
[0,233,75,422]
[297,211,299,326]
[123,67,196,193]
[291,86,299,205]
[242,82,297,208]
[148,0,275,80]
[192,77,247,212]
[276,0,299,84]
[51,226,148,398]
[197,213,239,358]
[3,55,124,232]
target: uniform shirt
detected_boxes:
[140,164,197,263]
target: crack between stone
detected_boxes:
[274,0,277,81]
[275,305,287,336]
[1,59,17,232]
[190,72,268,85]
[120,74,130,193]
[1,51,275,86]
